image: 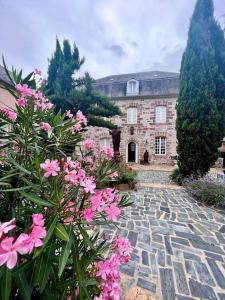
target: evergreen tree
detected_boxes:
[176,0,225,178]
[46,39,120,128]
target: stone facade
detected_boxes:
[87,71,179,165]
[0,65,15,109]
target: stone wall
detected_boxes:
[85,96,177,165]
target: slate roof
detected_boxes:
[94,71,179,84]
[93,71,179,98]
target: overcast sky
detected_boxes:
[0,0,224,79]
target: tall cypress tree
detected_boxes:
[176,0,225,178]
[46,39,121,128]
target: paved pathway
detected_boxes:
[102,171,225,299]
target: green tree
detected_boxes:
[175,0,225,179]
[46,39,120,128]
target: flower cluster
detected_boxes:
[100,146,114,159]
[70,110,88,133]
[0,107,17,122]
[95,236,132,300]
[83,188,121,223]
[0,214,46,269]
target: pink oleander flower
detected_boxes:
[15,84,33,97]
[66,110,73,118]
[40,122,52,132]
[40,159,60,177]
[84,139,95,152]
[32,214,45,227]
[16,97,27,108]
[41,122,52,132]
[105,204,121,222]
[0,107,17,122]
[90,190,104,212]
[65,168,85,185]
[83,208,94,222]
[25,225,46,253]
[0,234,30,269]
[81,176,96,194]
[0,219,16,239]
[63,157,79,173]
[71,122,82,133]
[114,236,132,263]
[76,110,87,125]
[34,68,41,76]
[102,188,116,204]
[100,146,114,159]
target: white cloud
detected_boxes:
[0,0,224,78]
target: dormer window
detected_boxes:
[126,79,139,96]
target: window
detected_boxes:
[126,80,139,95]
[155,106,167,123]
[155,137,166,155]
[127,107,137,124]
[100,138,111,147]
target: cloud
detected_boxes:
[107,45,126,57]
[0,0,224,79]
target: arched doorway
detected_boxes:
[128,142,136,162]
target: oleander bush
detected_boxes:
[183,177,225,208]
[0,63,132,300]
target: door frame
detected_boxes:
[126,142,138,163]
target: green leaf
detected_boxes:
[40,245,54,292]
[55,223,69,241]
[58,227,73,277]
[15,272,32,300]
[8,156,31,175]
[44,215,58,245]
[0,186,32,192]
[19,191,54,207]
[1,268,11,300]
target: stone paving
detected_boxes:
[102,170,225,300]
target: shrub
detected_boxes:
[0,65,132,299]
[184,178,225,208]
[117,164,137,189]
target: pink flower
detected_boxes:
[0,107,17,122]
[40,122,52,132]
[83,208,94,222]
[90,191,104,212]
[32,214,45,227]
[84,139,95,152]
[81,176,96,194]
[100,146,114,159]
[76,110,87,125]
[40,159,60,177]
[34,68,42,76]
[15,84,33,97]
[16,97,27,108]
[114,236,132,263]
[66,110,73,118]
[109,171,119,180]
[0,234,29,269]
[0,219,16,239]
[63,157,77,173]
[25,226,46,253]
[105,204,121,222]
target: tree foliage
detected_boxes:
[176,0,225,178]
[46,39,120,129]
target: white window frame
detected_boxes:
[127,107,137,124]
[155,106,167,123]
[155,137,166,155]
[126,79,139,96]
[100,138,111,147]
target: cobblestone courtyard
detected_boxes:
[103,170,225,300]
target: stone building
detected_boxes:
[0,65,15,109]
[87,71,179,165]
